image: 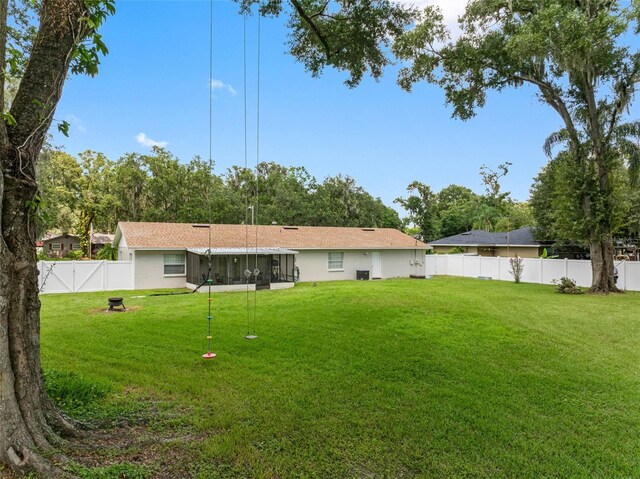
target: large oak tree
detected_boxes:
[393,0,640,293]
[1,0,414,475]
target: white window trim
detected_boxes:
[328,252,344,272]
[163,254,186,277]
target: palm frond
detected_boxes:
[613,120,640,141]
[617,137,640,186]
[543,129,569,158]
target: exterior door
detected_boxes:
[372,252,382,279]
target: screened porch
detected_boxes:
[186,248,298,290]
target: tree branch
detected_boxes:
[8,0,88,157]
[582,67,601,153]
[289,0,332,60]
[508,72,580,150]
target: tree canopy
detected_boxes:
[396,163,534,242]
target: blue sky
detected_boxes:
[50,0,612,212]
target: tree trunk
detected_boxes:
[0,151,78,477]
[1,1,93,475]
[589,234,619,293]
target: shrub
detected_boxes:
[448,246,465,254]
[554,277,584,294]
[65,249,83,260]
[96,244,117,260]
[509,256,524,283]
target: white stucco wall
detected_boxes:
[295,249,426,282]
[117,234,130,261]
[134,250,188,290]
[382,250,426,278]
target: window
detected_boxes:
[72,243,82,250]
[164,254,186,275]
[328,252,344,271]
[51,243,61,251]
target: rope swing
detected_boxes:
[244,10,261,340]
[202,0,216,360]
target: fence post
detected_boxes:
[623,261,627,291]
[565,258,568,278]
[103,260,107,291]
[72,261,76,293]
[479,256,482,277]
[540,258,543,284]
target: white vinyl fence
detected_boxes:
[38,261,133,294]
[425,255,640,291]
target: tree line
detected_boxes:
[395,163,535,242]
[37,146,402,244]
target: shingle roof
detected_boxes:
[116,222,427,250]
[41,233,78,242]
[429,227,542,247]
[92,233,114,245]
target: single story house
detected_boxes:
[428,227,551,258]
[113,222,428,291]
[41,233,82,257]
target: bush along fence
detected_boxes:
[38,261,133,294]
[425,255,640,291]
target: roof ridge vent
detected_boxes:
[282,226,299,230]
[362,228,375,231]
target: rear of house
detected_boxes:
[114,222,428,291]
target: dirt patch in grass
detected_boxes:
[66,423,202,478]
[60,393,203,479]
[89,305,142,315]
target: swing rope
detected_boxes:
[202,0,216,359]
[242,9,261,340]
[243,12,253,338]
[252,10,261,338]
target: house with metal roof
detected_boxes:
[114,222,428,291]
[428,227,550,258]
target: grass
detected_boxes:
[40,278,640,478]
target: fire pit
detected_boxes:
[108,297,126,311]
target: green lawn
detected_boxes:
[40,278,640,478]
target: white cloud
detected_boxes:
[136,132,168,148]
[66,114,87,133]
[210,78,237,96]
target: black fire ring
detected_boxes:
[108,297,126,311]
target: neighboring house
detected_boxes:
[428,227,551,258]
[113,222,428,291]
[41,233,82,258]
